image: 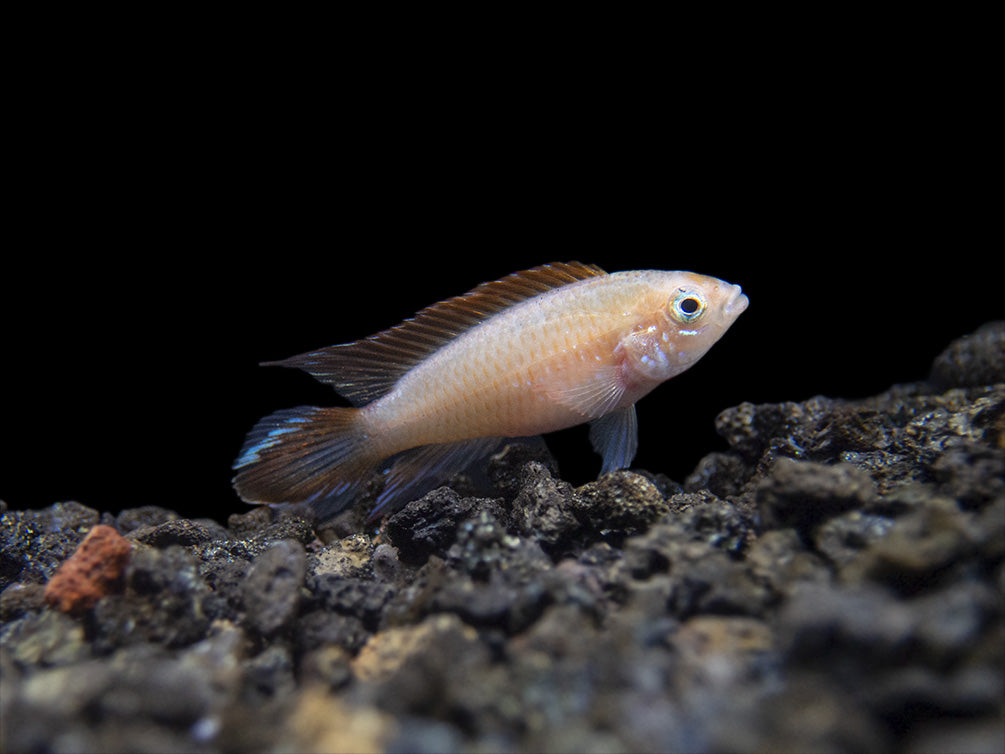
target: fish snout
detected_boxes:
[723,284,749,319]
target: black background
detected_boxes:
[5,25,999,522]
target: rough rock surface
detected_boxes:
[2,323,1003,753]
[42,524,132,615]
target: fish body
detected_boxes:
[234,262,748,519]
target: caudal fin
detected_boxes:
[232,406,378,518]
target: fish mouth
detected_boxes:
[723,284,749,318]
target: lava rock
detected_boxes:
[296,609,370,654]
[309,533,374,579]
[929,320,1005,389]
[813,509,896,567]
[43,525,132,615]
[0,581,46,621]
[241,539,306,637]
[756,457,877,536]
[2,323,1003,753]
[130,518,227,548]
[842,495,998,594]
[510,461,581,552]
[0,501,101,589]
[573,470,669,537]
[384,488,507,565]
[90,545,215,651]
[684,451,752,497]
[308,575,395,630]
[486,439,561,494]
[114,505,179,534]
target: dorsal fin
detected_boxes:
[268,261,607,405]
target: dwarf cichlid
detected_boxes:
[233,262,748,520]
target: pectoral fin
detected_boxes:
[588,405,638,475]
[543,363,627,420]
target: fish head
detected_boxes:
[622,271,749,384]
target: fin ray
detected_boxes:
[369,436,505,519]
[233,406,378,513]
[269,262,606,405]
[589,406,639,474]
[543,362,627,420]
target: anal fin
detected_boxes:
[369,436,505,519]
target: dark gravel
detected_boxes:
[2,323,1003,753]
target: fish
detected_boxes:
[233,262,748,520]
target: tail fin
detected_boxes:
[232,406,379,518]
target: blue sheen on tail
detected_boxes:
[232,406,378,517]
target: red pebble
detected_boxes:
[43,524,132,615]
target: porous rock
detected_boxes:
[241,539,306,637]
[929,320,1005,389]
[384,488,507,565]
[574,470,669,536]
[756,457,877,535]
[2,323,1003,753]
[1,501,101,589]
[43,525,131,615]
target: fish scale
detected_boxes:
[380,284,617,440]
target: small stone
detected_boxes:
[929,321,1005,389]
[278,688,396,754]
[671,615,773,661]
[311,534,374,579]
[814,510,896,567]
[574,471,668,537]
[2,609,89,666]
[130,518,227,548]
[308,575,394,630]
[43,525,131,615]
[779,582,915,666]
[666,549,773,619]
[90,545,212,650]
[384,488,505,565]
[351,614,489,722]
[226,506,274,534]
[1,582,46,620]
[1,502,101,588]
[746,528,831,595]
[241,539,306,637]
[371,544,401,582]
[931,443,1005,510]
[486,440,561,498]
[684,451,751,497]
[843,498,986,593]
[114,506,179,534]
[242,644,295,702]
[511,461,581,551]
[716,399,833,461]
[296,610,370,654]
[298,645,353,690]
[246,515,317,554]
[756,458,877,535]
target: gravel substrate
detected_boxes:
[2,322,1003,753]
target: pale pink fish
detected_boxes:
[233,262,748,519]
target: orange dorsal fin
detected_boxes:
[268,261,608,406]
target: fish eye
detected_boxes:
[669,290,706,323]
